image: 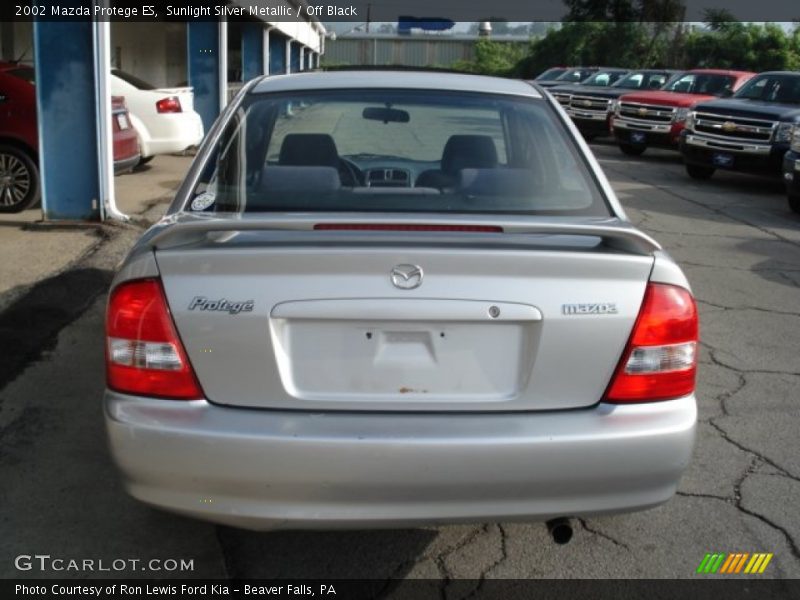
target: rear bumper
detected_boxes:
[139,112,204,158]
[104,392,697,530]
[783,150,800,196]
[113,153,140,174]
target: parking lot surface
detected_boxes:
[1,144,798,581]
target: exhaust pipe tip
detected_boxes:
[546,517,573,545]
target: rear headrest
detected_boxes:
[279,133,340,168]
[458,168,537,197]
[259,166,341,193]
[441,135,498,173]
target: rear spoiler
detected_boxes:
[140,214,661,256]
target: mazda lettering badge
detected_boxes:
[391,264,423,290]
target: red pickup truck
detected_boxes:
[611,69,756,156]
[0,62,139,213]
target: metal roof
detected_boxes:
[336,32,535,42]
[250,70,542,98]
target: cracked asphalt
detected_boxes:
[1,142,799,582]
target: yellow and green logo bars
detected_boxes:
[696,553,773,574]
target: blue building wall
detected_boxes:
[33,21,101,220]
[290,42,301,72]
[187,21,222,134]
[269,31,287,74]
[241,22,264,81]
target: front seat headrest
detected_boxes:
[279,133,340,168]
[441,135,499,173]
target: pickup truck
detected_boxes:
[534,66,599,89]
[680,72,800,187]
[565,69,680,140]
[784,132,800,213]
[547,68,630,109]
[611,69,755,156]
[532,67,569,86]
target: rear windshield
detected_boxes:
[734,74,800,104]
[7,67,35,84]
[187,89,608,217]
[111,68,156,90]
[664,73,735,95]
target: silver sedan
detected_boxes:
[104,71,698,533]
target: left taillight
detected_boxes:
[106,278,202,400]
[156,96,182,113]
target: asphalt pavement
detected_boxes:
[1,142,798,582]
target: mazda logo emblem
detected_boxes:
[390,264,423,290]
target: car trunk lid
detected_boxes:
[150,215,657,412]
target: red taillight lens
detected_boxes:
[155,96,182,113]
[604,283,698,403]
[106,279,202,400]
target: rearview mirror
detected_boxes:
[362,107,410,124]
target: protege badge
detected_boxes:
[562,303,618,315]
[189,296,254,314]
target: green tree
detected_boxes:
[517,20,682,77]
[701,8,736,31]
[515,0,688,77]
[683,21,800,71]
[507,2,800,79]
[452,39,528,76]
[516,2,800,77]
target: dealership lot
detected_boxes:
[1,143,798,581]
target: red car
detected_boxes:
[0,62,140,213]
[610,69,756,155]
[110,95,140,174]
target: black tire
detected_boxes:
[789,195,800,214]
[0,144,40,213]
[137,155,154,166]
[619,143,645,156]
[583,133,597,142]
[686,164,715,180]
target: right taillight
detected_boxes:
[106,278,202,400]
[604,283,698,403]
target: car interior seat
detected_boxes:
[278,133,340,169]
[415,135,499,189]
[277,133,360,186]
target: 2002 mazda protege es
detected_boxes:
[104,71,698,531]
